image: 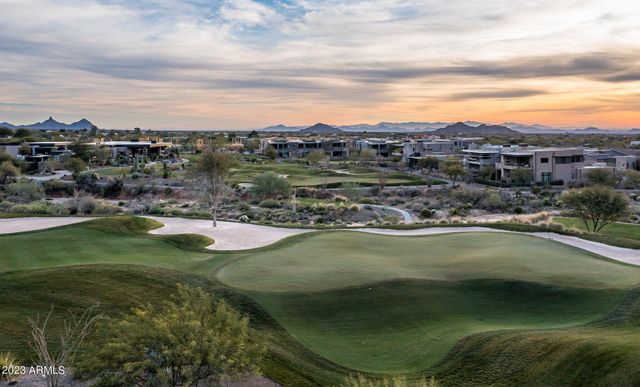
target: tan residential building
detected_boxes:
[497,147,585,184]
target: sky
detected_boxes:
[0,0,639,130]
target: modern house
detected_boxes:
[355,139,399,159]
[462,145,505,176]
[584,149,637,172]
[260,138,349,159]
[401,139,455,165]
[496,147,585,184]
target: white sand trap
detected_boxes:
[0,217,95,235]
[144,216,312,251]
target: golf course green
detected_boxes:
[2,216,640,385]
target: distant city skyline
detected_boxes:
[1,0,639,130]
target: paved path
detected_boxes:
[369,205,415,224]
[0,217,95,234]
[1,216,639,265]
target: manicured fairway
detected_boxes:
[217,231,640,292]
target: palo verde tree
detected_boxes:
[561,185,629,233]
[250,171,290,200]
[193,149,234,227]
[441,157,465,186]
[82,285,264,387]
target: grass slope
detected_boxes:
[250,279,622,373]
[0,264,350,386]
[432,288,640,386]
[218,231,640,292]
[0,217,214,272]
[554,217,640,249]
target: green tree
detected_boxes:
[70,141,94,163]
[441,158,465,186]
[561,185,629,233]
[585,168,616,187]
[13,128,32,138]
[360,149,376,164]
[623,169,640,189]
[193,149,234,227]
[83,285,264,387]
[510,168,532,185]
[264,146,277,160]
[307,150,327,165]
[65,157,87,176]
[418,156,440,173]
[250,171,291,200]
[0,127,13,137]
[0,161,20,183]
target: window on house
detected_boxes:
[540,157,549,163]
[541,172,551,182]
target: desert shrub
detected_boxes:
[42,179,75,195]
[258,199,281,208]
[334,195,348,203]
[341,370,438,385]
[340,183,362,201]
[479,192,505,211]
[420,208,435,218]
[359,197,377,204]
[238,215,250,223]
[101,178,123,198]
[9,201,70,216]
[0,352,18,382]
[349,204,360,212]
[75,172,100,191]
[5,179,43,202]
[383,215,400,224]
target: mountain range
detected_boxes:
[260,121,639,134]
[0,117,96,131]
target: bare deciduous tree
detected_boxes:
[28,304,103,387]
[193,149,234,227]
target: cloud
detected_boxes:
[219,0,282,27]
[0,0,639,128]
[447,89,548,100]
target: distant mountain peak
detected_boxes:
[299,123,343,134]
[0,117,96,130]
